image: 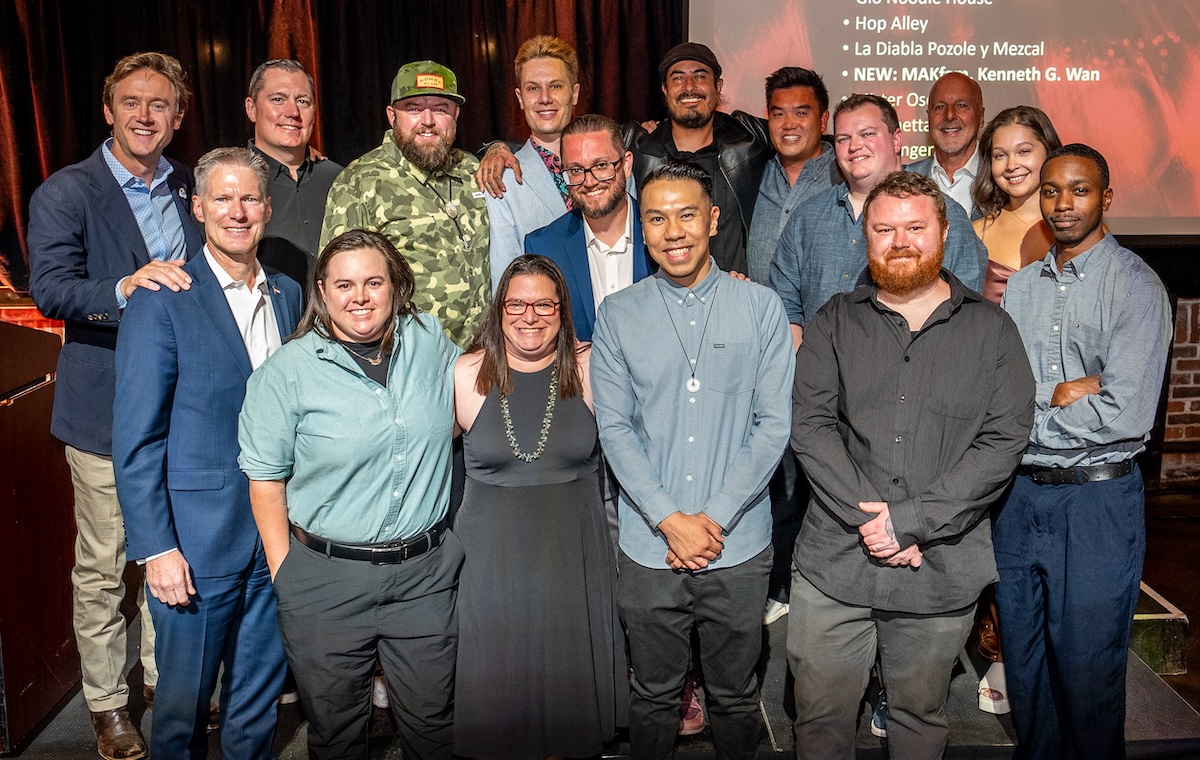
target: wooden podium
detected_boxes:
[0,321,78,752]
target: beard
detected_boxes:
[868,245,945,296]
[396,129,454,173]
[668,94,717,130]
[572,176,626,220]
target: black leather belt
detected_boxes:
[290,519,448,564]
[1017,460,1134,486]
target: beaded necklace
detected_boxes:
[500,363,557,462]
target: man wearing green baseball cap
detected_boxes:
[320,60,490,350]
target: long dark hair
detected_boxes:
[295,230,419,355]
[971,106,1062,219]
[466,254,582,399]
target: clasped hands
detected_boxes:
[858,501,923,569]
[659,511,724,571]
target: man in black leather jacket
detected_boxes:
[623,42,771,275]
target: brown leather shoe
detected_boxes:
[143,685,221,733]
[90,707,147,760]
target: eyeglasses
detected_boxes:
[503,300,561,316]
[564,160,619,186]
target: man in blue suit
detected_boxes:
[27,52,202,760]
[114,147,301,759]
[524,114,653,343]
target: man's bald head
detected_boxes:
[926,72,984,165]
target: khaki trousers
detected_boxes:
[65,445,157,711]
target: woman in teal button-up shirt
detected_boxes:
[239,229,463,759]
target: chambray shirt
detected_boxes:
[1001,234,1172,468]
[102,139,188,308]
[238,312,460,543]
[768,179,987,327]
[746,144,839,285]
[591,262,794,570]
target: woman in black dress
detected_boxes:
[452,255,623,759]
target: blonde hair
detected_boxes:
[514,36,579,85]
[103,52,191,116]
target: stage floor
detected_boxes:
[9,610,1200,759]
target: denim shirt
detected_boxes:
[590,262,794,570]
[746,144,839,285]
[1001,234,1172,467]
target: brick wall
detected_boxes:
[1162,298,1200,484]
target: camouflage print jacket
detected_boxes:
[320,130,491,348]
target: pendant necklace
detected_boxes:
[424,174,471,249]
[657,279,719,393]
[500,363,558,462]
[339,338,384,365]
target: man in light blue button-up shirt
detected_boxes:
[592,162,793,757]
[997,145,1172,760]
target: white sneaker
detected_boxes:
[372,674,390,709]
[764,598,790,625]
[978,661,1011,714]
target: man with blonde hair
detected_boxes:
[483,35,581,286]
[28,51,203,760]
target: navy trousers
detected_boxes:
[148,545,286,759]
[993,468,1145,760]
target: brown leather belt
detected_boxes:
[290,519,448,564]
[1017,460,1134,486]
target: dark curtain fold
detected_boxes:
[0,0,683,292]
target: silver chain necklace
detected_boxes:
[657,279,719,393]
[500,364,558,462]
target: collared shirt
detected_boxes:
[320,130,491,348]
[792,272,1034,613]
[238,312,461,543]
[102,138,188,308]
[582,198,635,312]
[202,247,281,370]
[930,146,980,216]
[591,261,794,570]
[249,140,343,287]
[746,143,839,285]
[531,139,572,210]
[1001,234,1172,468]
[769,178,987,327]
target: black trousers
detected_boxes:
[273,532,464,760]
[617,547,771,760]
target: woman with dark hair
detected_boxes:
[970,106,1063,303]
[452,254,622,759]
[238,229,463,759]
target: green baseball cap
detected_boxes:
[390,60,465,105]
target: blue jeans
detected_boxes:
[994,468,1145,760]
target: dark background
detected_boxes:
[0,0,686,292]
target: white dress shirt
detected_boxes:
[583,199,636,312]
[204,247,282,370]
[931,146,981,216]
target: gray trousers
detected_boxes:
[787,572,975,760]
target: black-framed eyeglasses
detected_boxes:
[503,300,561,316]
[563,161,619,186]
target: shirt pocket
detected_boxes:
[1066,321,1111,377]
[705,342,756,395]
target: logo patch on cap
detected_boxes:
[416,74,445,90]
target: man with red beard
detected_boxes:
[787,171,1034,759]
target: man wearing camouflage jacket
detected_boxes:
[320,60,490,348]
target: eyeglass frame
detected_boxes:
[563,159,620,187]
[502,299,562,316]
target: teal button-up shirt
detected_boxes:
[238,312,460,543]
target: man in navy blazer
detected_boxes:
[114,147,301,759]
[27,52,202,760]
[524,114,654,343]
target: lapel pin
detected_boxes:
[177,187,187,200]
